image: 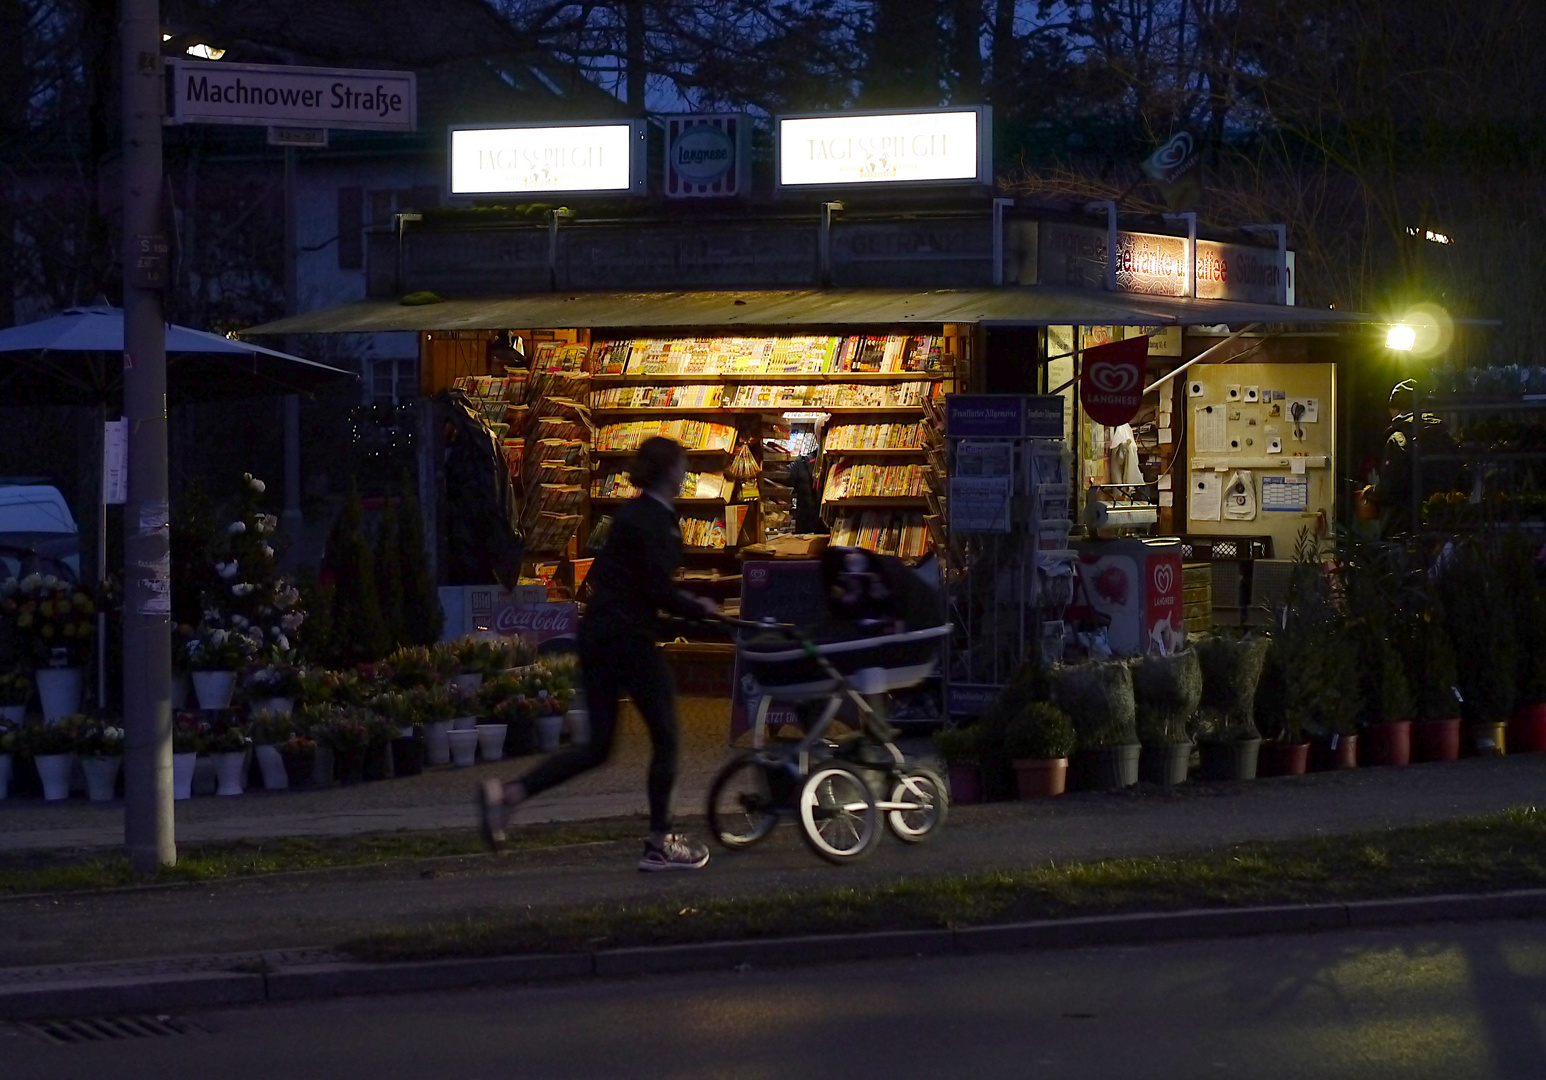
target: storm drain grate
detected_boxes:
[20,1014,207,1045]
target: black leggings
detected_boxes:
[517,635,679,835]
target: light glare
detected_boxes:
[1386,325,1417,351]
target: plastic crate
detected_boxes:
[1210,561,1249,608]
[1180,535,1273,561]
[1249,559,1296,615]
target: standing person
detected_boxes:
[477,437,719,870]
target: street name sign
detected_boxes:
[169,60,416,132]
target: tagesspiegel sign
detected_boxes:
[776,107,991,188]
[449,122,647,196]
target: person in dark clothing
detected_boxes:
[1367,379,1464,533]
[478,437,718,871]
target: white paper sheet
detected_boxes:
[1157,474,1172,490]
[1194,405,1228,453]
[1190,473,1222,521]
[1291,456,1307,475]
[1159,491,1174,508]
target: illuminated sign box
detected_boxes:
[449,122,647,197]
[776,107,991,189]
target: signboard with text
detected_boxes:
[776,107,991,189]
[169,60,416,131]
[945,394,1064,439]
[449,122,647,197]
[666,115,750,198]
[1038,222,1292,305]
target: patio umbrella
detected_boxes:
[0,303,357,403]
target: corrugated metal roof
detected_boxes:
[241,287,1378,337]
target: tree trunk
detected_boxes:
[948,0,984,102]
[0,0,23,327]
[989,0,1017,109]
[624,0,646,113]
[862,0,942,107]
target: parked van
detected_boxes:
[0,481,81,582]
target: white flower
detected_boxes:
[281,613,305,632]
[274,634,290,653]
[261,545,275,559]
[217,561,239,579]
[231,615,249,629]
[232,583,255,597]
[18,573,42,593]
[41,574,59,590]
[250,477,266,494]
[228,520,246,535]
[209,629,229,647]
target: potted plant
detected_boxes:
[1410,612,1463,763]
[2,575,95,720]
[1434,536,1516,755]
[248,708,296,790]
[972,656,1050,801]
[278,732,320,789]
[1502,533,1546,753]
[1359,640,1415,767]
[22,714,81,800]
[0,668,30,724]
[1003,702,1076,798]
[1193,634,1269,781]
[78,718,125,802]
[372,691,426,777]
[244,661,302,716]
[206,718,251,796]
[182,625,253,710]
[383,645,441,692]
[1131,648,1201,786]
[171,713,206,799]
[314,706,375,784]
[931,724,984,804]
[1050,659,1139,790]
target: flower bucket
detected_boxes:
[1506,703,1546,754]
[35,668,83,722]
[453,673,484,695]
[425,721,451,766]
[280,747,315,789]
[448,728,480,767]
[172,751,198,800]
[0,704,24,724]
[253,697,294,717]
[391,736,424,777]
[1013,757,1068,798]
[335,747,366,785]
[1309,734,1358,771]
[946,764,982,804]
[170,672,190,710]
[566,708,591,746]
[213,750,247,796]
[362,743,394,782]
[191,670,237,711]
[451,715,478,730]
[1139,743,1192,786]
[535,714,564,754]
[0,753,11,800]
[476,723,508,762]
[1412,718,1462,763]
[1467,721,1507,757]
[254,744,289,790]
[1361,720,1412,767]
[82,756,121,802]
[35,752,75,801]
[1197,738,1261,782]
[1257,741,1311,778]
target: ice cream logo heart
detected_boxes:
[1152,563,1175,595]
[1089,361,1140,394]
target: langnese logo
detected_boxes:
[1088,360,1141,395]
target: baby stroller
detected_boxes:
[707,547,950,864]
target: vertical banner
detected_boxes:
[1079,336,1149,426]
[103,419,129,505]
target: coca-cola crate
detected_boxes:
[1180,535,1272,561]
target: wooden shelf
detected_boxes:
[590,495,735,505]
[822,497,930,508]
[591,372,944,384]
[823,447,929,456]
[590,406,926,416]
[591,447,733,456]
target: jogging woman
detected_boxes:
[477,436,718,870]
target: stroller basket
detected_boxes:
[737,623,948,699]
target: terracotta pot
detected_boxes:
[1467,721,1507,757]
[946,764,982,804]
[1139,742,1191,786]
[1309,734,1358,771]
[1361,720,1412,767]
[1412,718,1462,763]
[1013,757,1068,798]
[1506,703,1546,754]
[1198,738,1261,782]
[1257,741,1311,778]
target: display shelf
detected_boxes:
[592,447,733,457]
[821,496,930,509]
[591,372,944,384]
[823,447,929,456]
[591,495,734,505]
[590,406,926,417]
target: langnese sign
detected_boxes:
[449,123,646,197]
[777,107,990,189]
[170,60,415,132]
[665,115,750,198]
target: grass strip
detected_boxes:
[341,805,1546,963]
[0,819,641,895]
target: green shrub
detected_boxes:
[1004,702,1076,760]
[931,724,981,766]
[1131,649,1201,745]
[1050,660,1137,749]
[1195,634,1269,740]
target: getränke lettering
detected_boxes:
[805,134,949,160]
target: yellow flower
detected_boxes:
[73,593,93,612]
[16,611,31,628]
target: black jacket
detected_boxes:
[581,494,703,642]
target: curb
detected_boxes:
[3,888,1544,1021]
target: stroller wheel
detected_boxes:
[886,767,948,843]
[707,751,782,849]
[798,764,879,864]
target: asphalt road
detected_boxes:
[6,919,1545,1079]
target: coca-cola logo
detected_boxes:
[1152,562,1174,596]
[1089,360,1141,395]
[491,603,578,637]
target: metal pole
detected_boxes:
[992,197,1012,287]
[121,0,175,872]
[282,147,303,542]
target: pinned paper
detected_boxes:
[1157,474,1173,491]
[1291,456,1307,475]
[1191,473,1222,521]
[1159,429,1174,444]
[1194,405,1228,453]
[1159,491,1174,507]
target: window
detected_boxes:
[371,357,419,406]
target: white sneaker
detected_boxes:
[638,834,710,871]
[477,779,509,851]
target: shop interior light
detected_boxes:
[1386,324,1417,351]
[185,43,226,60]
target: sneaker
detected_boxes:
[476,779,509,852]
[638,834,710,872]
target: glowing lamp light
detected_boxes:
[1386,324,1417,352]
[185,43,226,60]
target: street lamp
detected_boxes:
[1386,324,1417,352]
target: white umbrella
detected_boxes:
[0,303,356,401]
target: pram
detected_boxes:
[707,548,950,863]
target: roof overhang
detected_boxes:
[241,287,1387,337]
